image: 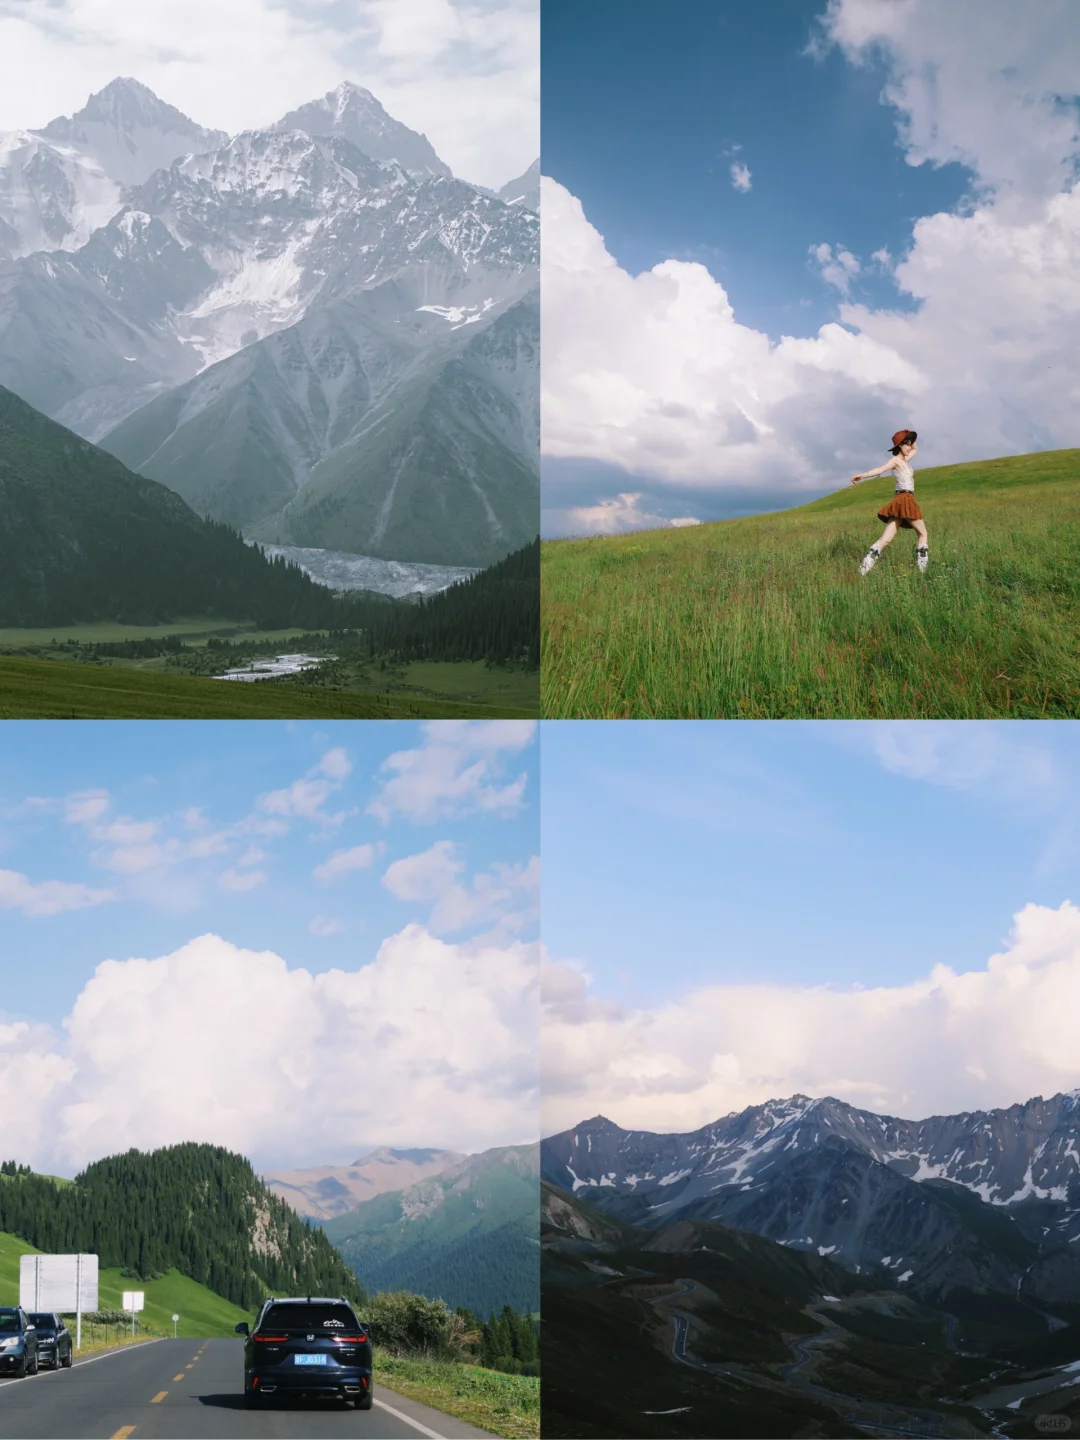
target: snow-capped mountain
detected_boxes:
[499,159,540,212]
[272,82,451,180]
[542,1092,1080,1306]
[0,79,538,565]
[0,78,226,262]
[37,76,228,186]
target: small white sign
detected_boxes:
[19,1255,98,1312]
[172,1313,179,1322]
[122,1291,145,1312]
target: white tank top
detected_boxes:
[891,458,915,492]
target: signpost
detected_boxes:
[122,1290,145,1341]
[172,1313,179,1338]
[19,1254,98,1353]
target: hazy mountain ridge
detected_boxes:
[324,1143,540,1317]
[263,1146,466,1222]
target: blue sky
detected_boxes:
[542,720,1077,999]
[541,0,1080,536]
[0,720,539,1172]
[541,721,1080,1131]
[542,0,969,341]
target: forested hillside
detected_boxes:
[0,1144,363,1311]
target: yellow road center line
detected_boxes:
[186,1363,195,1369]
[110,1429,136,1439]
[173,1373,184,1381]
[150,1391,168,1403]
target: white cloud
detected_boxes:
[0,869,114,918]
[64,790,110,826]
[542,3,1080,525]
[816,0,1080,210]
[382,841,539,935]
[567,493,702,536]
[730,161,752,192]
[0,929,539,1171]
[542,902,1080,1135]
[368,721,535,824]
[257,748,353,827]
[810,241,861,295]
[0,0,537,188]
[313,843,378,884]
[859,721,1059,801]
[308,915,346,936]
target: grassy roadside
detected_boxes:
[542,448,1080,718]
[376,1355,540,1439]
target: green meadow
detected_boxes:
[0,1230,251,1340]
[0,655,536,720]
[541,449,1080,718]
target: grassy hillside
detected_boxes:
[325,1146,540,1319]
[0,655,535,719]
[542,448,1080,718]
[0,1231,251,1338]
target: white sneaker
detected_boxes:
[916,546,929,573]
[859,548,880,576]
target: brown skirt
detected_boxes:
[877,491,923,527]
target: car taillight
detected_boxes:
[253,1335,287,1343]
[334,1335,368,1343]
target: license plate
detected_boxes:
[294,1354,328,1366]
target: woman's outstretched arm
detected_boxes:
[851,459,895,484]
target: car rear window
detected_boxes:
[259,1303,359,1332]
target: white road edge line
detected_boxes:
[374,1397,447,1439]
[0,1338,165,1387]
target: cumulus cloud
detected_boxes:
[382,841,540,935]
[542,1,1080,531]
[0,869,114,918]
[0,929,539,1172]
[368,721,536,825]
[313,843,379,884]
[543,902,1080,1135]
[567,493,702,535]
[730,161,752,193]
[814,0,1080,209]
[0,0,537,188]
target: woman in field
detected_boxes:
[850,429,928,575]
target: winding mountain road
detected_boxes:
[0,1338,490,1440]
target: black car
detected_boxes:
[237,1296,373,1409]
[0,1307,39,1378]
[27,1313,73,1370]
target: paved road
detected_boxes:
[0,1338,491,1440]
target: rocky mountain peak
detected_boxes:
[272,83,452,181]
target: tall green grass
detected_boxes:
[542,450,1080,717]
[375,1354,539,1439]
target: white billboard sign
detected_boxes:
[19,1254,99,1313]
[122,1291,145,1312]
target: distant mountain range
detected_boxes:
[263,1146,467,1222]
[324,1143,540,1318]
[542,1091,1080,1316]
[0,78,538,567]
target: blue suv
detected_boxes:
[237,1296,373,1409]
[0,1308,39,1378]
